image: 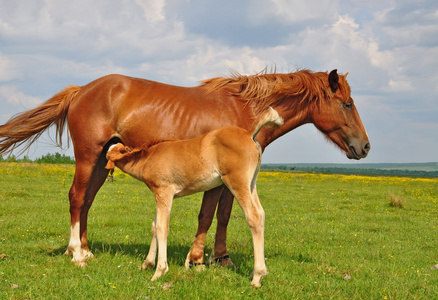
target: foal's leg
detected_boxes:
[65,152,110,266]
[224,179,267,288]
[151,190,173,281]
[140,215,158,269]
[247,187,268,287]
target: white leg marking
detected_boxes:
[141,216,158,270]
[65,222,87,267]
[151,195,172,281]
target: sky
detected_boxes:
[0,0,437,164]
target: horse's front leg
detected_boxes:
[140,215,158,270]
[151,191,173,281]
[185,185,224,269]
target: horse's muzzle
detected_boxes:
[347,141,371,160]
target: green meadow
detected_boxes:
[0,163,437,299]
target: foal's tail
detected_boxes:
[0,85,81,156]
[248,107,283,192]
[250,107,284,138]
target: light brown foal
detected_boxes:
[105,107,283,287]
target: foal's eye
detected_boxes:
[344,102,353,109]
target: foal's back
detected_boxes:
[141,126,260,198]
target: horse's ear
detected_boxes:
[328,69,339,93]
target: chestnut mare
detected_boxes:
[104,107,283,287]
[0,69,370,270]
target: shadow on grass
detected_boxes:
[89,241,192,266]
[292,252,314,263]
[47,242,188,264]
[47,241,247,272]
[47,243,257,282]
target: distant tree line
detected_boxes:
[261,165,438,178]
[1,154,437,178]
[0,152,75,164]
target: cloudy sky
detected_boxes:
[0,0,437,164]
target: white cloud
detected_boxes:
[373,1,438,48]
[0,53,21,81]
[0,85,41,108]
[387,79,413,92]
[135,0,166,23]
[270,0,339,24]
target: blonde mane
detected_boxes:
[200,69,351,114]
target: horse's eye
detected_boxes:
[344,102,353,109]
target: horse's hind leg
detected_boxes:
[65,150,110,266]
[185,185,224,269]
[213,188,235,267]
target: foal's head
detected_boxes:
[311,70,370,159]
[105,143,144,169]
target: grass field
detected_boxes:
[0,163,437,299]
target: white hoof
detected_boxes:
[140,259,155,270]
[251,269,268,288]
[151,265,169,281]
[72,257,88,268]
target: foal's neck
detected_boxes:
[117,150,148,181]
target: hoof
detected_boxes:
[186,260,207,271]
[140,260,155,270]
[212,255,235,270]
[151,266,168,281]
[251,269,268,288]
[72,258,88,268]
[83,251,95,260]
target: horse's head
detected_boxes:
[312,70,370,160]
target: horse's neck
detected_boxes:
[255,100,311,148]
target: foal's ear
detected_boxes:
[328,69,339,93]
[105,160,115,170]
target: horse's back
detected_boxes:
[67,75,206,150]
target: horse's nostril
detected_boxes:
[364,142,371,153]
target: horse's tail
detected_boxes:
[251,106,284,138]
[0,85,81,156]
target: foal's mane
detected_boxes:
[129,139,174,155]
[200,69,351,114]
[110,139,173,163]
